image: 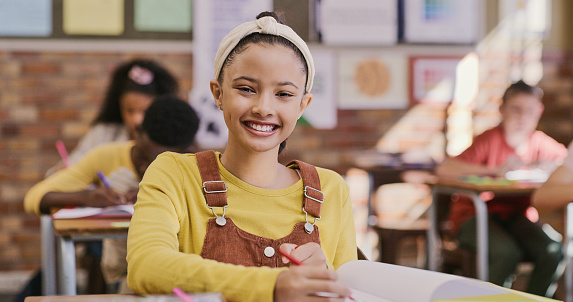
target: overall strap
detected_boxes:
[196,151,228,207]
[289,160,324,218]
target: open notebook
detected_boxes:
[51,204,134,219]
[338,261,559,302]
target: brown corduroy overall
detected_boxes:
[195,151,324,267]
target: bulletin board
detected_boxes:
[0,0,312,41]
[0,0,193,40]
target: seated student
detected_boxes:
[23,96,199,291]
[532,140,573,209]
[47,59,179,175]
[126,12,357,302]
[435,80,567,297]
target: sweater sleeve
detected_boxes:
[24,147,102,215]
[328,173,358,270]
[126,154,287,302]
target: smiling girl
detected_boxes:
[126,12,357,302]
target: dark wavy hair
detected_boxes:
[141,95,200,149]
[93,59,179,125]
[217,11,307,154]
[501,80,543,105]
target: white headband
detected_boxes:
[213,16,315,93]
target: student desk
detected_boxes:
[42,216,130,295]
[426,177,540,281]
[25,295,134,302]
[25,294,224,302]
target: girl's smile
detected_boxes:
[211,43,312,154]
[243,120,278,136]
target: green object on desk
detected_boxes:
[111,221,130,228]
[461,175,513,186]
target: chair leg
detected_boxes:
[379,230,399,264]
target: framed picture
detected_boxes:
[403,0,480,44]
[338,51,408,109]
[318,0,398,45]
[409,56,463,105]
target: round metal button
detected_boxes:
[304,222,314,234]
[215,217,226,226]
[264,246,275,258]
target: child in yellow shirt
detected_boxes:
[24,96,199,288]
[127,11,357,302]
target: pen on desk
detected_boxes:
[278,249,357,301]
[97,170,111,188]
[55,140,70,167]
[173,287,196,302]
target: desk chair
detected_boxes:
[565,202,573,302]
[370,183,432,266]
[357,247,369,261]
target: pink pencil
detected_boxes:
[173,287,195,302]
[55,140,70,167]
[278,249,356,301]
[279,248,305,266]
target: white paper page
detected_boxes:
[337,261,507,302]
[52,204,134,219]
[348,288,394,302]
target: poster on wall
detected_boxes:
[409,56,462,105]
[0,0,52,36]
[317,0,398,45]
[338,52,408,109]
[191,0,272,149]
[63,0,124,35]
[403,0,479,44]
[134,0,192,32]
[301,48,337,129]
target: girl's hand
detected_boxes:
[274,266,350,302]
[85,187,126,207]
[280,243,327,268]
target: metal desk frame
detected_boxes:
[427,179,539,282]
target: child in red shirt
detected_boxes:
[435,80,567,297]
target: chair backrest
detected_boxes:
[357,247,369,261]
[373,182,432,224]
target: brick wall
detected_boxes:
[2,48,573,272]
[0,51,194,271]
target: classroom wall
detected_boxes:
[0,48,399,271]
[3,2,573,273]
[2,47,573,272]
[0,51,196,271]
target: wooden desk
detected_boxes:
[47,217,130,295]
[426,177,540,281]
[25,295,135,302]
[25,293,224,302]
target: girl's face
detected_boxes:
[119,92,154,138]
[211,43,312,154]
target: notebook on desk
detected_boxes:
[338,261,558,302]
[51,204,134,219]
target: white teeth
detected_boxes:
[247,122,274,132]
